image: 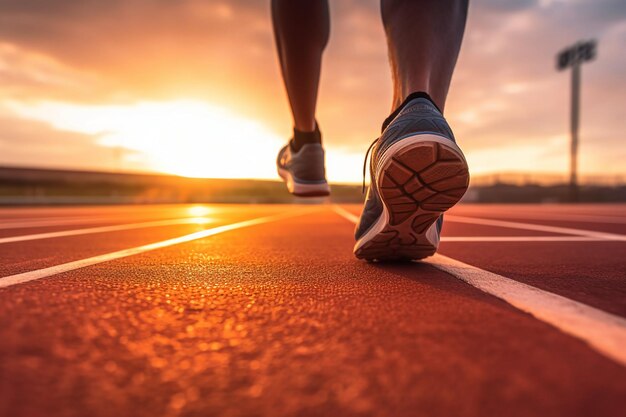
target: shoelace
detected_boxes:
[362,137,380,193]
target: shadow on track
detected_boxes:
[364,260,507,306]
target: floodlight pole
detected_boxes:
[557,40,596,202]
[570,62,580,202]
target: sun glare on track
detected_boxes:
[188,217,214,225]
[187,205,214,218]
[186,205,215,223]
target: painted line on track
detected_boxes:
[441,236,606,242]
[331,206,617,242]
[0,210,212,230]
[0,216,150,230]
[332,205,626,367]
[445,215,626,241]
[0,209,312,289]
[332,205,360,223]
[0,217,215,244]
[457,212,626,225]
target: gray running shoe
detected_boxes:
[354,97,469,261]
[277,142,330,197]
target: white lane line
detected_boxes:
[428,254,626,366]
[0,210,309,289]
[332,205,360,223]
[0,217,214,244]
[0,216,146,230]
[0,211,210,229]
[478,213,626,224]
[446,215,626,241]
[332,206,617,242]
[441,236,604,242]
[332,205,626,367]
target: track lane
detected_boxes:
[448,205,626,234]
[340,204,626,316]
[439,241,626,316]
[0,217,215,244]
[0,206,290,277]
[439,221,566,237]
[0,222,136,238]
[334,206,626,365]
[0,209,313,289]
[0,205,295,231]
[1,208,625,417]
[452,204,626,218]
[0,204,215,220]
[446,215,626,240]
[471,217,626,235]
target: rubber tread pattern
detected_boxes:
[355,141,469,261]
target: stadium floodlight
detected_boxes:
[556,40,597,202]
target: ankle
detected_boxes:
[291,123,322,152]
[293,119,317,132]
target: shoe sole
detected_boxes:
[277,167,331,197]
[354,134,469,261]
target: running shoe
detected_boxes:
[354,95,469,261]
[277,141,330,197]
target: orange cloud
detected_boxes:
[0,0,624,182]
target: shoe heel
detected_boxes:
[378,137,469,230]
[354,134,469,261]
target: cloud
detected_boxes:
[448,0,626,174]
[0,1,278,104]
[0,0,624,179]
[475,0,538,13]
[0,111,148,172]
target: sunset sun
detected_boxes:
[9,99,285,179]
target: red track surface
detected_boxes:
[1,203,625,417]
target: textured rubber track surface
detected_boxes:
[356,141,469,261]
[1,205,626,417]
[1,206,626,417]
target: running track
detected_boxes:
[1,203,625,417]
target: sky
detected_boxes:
[0,0,624,183]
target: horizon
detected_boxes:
[1,163,624,187]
